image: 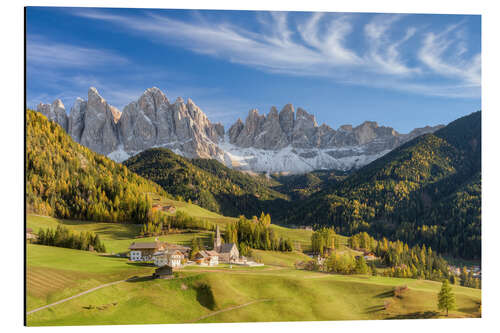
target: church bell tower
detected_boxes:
[214,225,222,251]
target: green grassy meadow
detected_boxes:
[26,213,481,326]
[27,265,481,326]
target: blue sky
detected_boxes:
[26,7,481,133]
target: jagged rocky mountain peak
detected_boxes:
[268,106,279,119]
[87,86,105,105]
[37,87,225,162]
[52,98,65,109]
[36,87,444,174]
[37,99,68,132]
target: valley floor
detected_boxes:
[25,215,481,326]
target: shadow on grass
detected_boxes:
[386,311,440,320]
[374,290,395,298]
[126,262,155,267]
[98,254,128,259]
[194,283,217,310]
[458,305,481,314]
[365,305,386,313]
[126,276,154,283]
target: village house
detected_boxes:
[153,249,184,268]
[129,240,166,262]
[194,250,219,266]
[164,243,191,256]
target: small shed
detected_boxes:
[153,265,173,279]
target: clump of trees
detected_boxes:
[311,227,337,256]
[459,266,481,289]
[323,253,371,275]
[26,110,167,224]
[37,225,106,253]
[225,213,293,252]
[139,211,215,237]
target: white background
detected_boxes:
[0,0,498,332]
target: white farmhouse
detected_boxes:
[153,249,184,268]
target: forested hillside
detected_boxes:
[271,170,349,200]
[124,148,289,217]
[29,106,481,259]
[26,110,168,223]
[284,112,481,259]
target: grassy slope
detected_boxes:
[26,212,314,312]
[26,214,480,326]
[27,215,213,253]
[27,267,481,326]
[26,244,156,311]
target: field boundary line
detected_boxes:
[27,277,139,315]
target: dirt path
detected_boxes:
[184,266,283,273]
[27,277,139,315]
[191,299,273,323]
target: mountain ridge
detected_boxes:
[38,87,444,174]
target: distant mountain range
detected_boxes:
[37,87,443,174]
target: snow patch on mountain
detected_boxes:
[219,136,390,173]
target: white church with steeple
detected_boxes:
[213,225,239,262]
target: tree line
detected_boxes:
[225,213,293,253]
[139,210,216,237]
[36,225,106,253]
[308,229,480,289]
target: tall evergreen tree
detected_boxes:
[438,279,456,316]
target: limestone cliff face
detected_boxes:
[37,87,443,173]
[37,99,68,132]
[78,87,121,155]
[38,87,224,160]
[227,104,441,153]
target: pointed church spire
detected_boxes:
[214,225,222,251]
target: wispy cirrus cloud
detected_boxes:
[418,23,481,86]
[68,9,480,99]
[363,14,419,76]
[27,35,129,68]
